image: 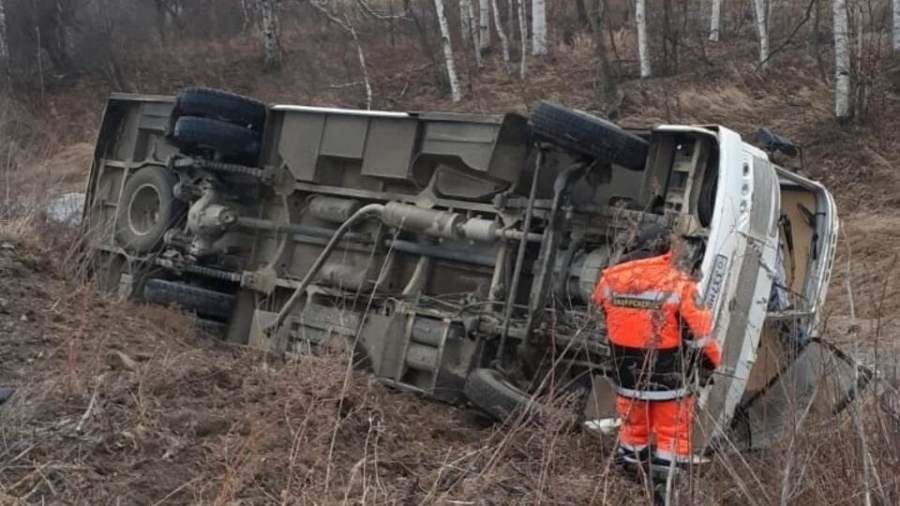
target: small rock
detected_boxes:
[0,298,8,307]
[105,351,138,371]
[0,387,15,405]
[19,314,28,322]
[0,242,13,251]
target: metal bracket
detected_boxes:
[241,267,278,295]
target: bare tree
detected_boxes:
[240,0,253,33]
[531,0,546,55]
[753,0,769,68]
[833,0,850,120]
[575,0,589,28]
[517,0,527,78]
[636,0,651,78]
[434,0,462,101]
[592,0,618,110]
[462,0,482,66]
[893,0,900,51]
[0,0,8,63]
[479,0,491,50]
[491,0,511,73]
[309,1,374,109]
[459,0,472,44]
[710,0,722,42]
[259,0,282,70]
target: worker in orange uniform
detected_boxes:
[593,233,721,470]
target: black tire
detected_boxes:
[172,116,261,164]
[141,279,236,320]
[173,87,267,132]
[530,101,649,171]
[115,166,185,253]
[464,368,536,420]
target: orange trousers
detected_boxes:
[615,395,695,462]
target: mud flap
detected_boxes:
[729,339,872,451]
[583,375,618,422]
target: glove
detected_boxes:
[698,365,715,387]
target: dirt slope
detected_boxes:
[0,232,643,504]
[1,227,896,504]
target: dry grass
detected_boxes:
[0,233,896,504]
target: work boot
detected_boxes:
[614,445,653,483]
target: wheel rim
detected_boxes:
[127,183,162,236]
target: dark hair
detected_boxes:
[625,224,671,256]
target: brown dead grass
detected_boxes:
[0,234,897,505]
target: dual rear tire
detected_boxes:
[115,88,268,254]
[169,87,267,166]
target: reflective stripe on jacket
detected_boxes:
[594,252,721,397]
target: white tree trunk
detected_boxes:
[635,0,651,78]
[893,0,900,51]
[491,0,511,73]
[465,0,482,66]
[709,0,722,42]
[434,0,462,102]
[479,0,491,50]
[348,25,373,110]
[753,0,769,68]
[259,0,282,70]
[531,0,547,56]
[833,0,850,120]
[517,0,528,79]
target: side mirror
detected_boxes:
[755,128,799,157]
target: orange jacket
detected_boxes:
[594,252,721,395]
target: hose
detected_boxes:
[269,203,385,333]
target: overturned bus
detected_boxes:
[81,88,862,452]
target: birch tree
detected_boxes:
[309,1,374,108]
[753,0,769,68]
[531,0,547,56]
[479,0,491,51]
[517,0,528,78]
[833,0,850,120]
[259,0,282,70]
[434,0,462,102]
[635,0,651,78]
[893,0,900,51]
[709,0,722,42]
[491,0,511,73]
